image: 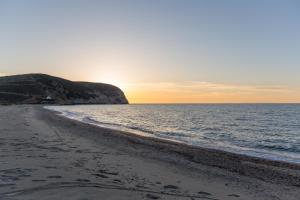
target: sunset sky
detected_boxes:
[1,0,300,103]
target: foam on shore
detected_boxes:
[44,105,300,187]
[44,105,300,165]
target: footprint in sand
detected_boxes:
[163,185,179,190]
[42,166,57,169]
[98,169,118,176]
[76,178,91,182]
[146,193,160,199]
[136,184,148,189]
[198,191,212,196]
[32,179,47,182]
[228,194,240,198]
[0,183,16,188]
[93,173,108,178]
[113,179,122,183]
[47,175,62,179]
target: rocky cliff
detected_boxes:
[0,74,128,105]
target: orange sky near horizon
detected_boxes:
[122,82,300,104]
[1,71,300,103]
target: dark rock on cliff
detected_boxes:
[0,74,128,105]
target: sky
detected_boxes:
[0,0,300,103]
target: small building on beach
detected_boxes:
[41,96,55,104]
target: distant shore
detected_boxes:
[0,105,299,200]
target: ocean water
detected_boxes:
[45,104,300,164]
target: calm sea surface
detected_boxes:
[45,104,300,164]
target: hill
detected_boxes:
[0,74,128,105]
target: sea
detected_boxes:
[45,104,300,164]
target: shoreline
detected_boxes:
[45,106,300,166]
[44,104,300,167]
[44,106,300,186]
[0,105,299,199]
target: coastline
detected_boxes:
[0,105,299,199]
[46,106,300,186]
[45,104,300,166]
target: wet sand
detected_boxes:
[0,105,299,200]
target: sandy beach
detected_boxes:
[0,105,299,200]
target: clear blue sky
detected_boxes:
[0,0,299,102]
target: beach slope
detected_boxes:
[0,105,299,200]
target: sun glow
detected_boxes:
[90,71,127,90]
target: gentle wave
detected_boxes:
[45,104,300,164]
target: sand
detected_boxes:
[0,105,299,200]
